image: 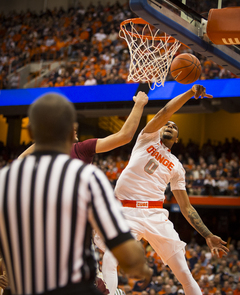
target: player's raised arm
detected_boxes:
[95,91,148,153]
[143,85,212,134]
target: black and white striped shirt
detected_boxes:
[0,151,133,295]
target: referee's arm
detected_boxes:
[87,167,153,285]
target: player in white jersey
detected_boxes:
[115,130,186,203]
[106,84,229,295]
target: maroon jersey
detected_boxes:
[70,138,98,163]
[95,277,110,295]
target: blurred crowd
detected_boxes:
[91,137,240,197]
[0,0,238,89]
[94,237,240,295]
[0,136,240,196]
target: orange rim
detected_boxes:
[120,18,177,42]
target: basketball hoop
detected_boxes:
[120,18,181,90]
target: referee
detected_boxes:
[0,94,152,295]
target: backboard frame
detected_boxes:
[130,0,240,76]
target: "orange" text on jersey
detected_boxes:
[146,145,174,171]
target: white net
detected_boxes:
[120,19,181,90]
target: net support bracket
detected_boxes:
[130,0,240,76]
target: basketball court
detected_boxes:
[120,0,240,89]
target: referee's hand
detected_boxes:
[0,272,8,289]
[138,267,153,290]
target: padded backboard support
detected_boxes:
[207,7,240,45]
[130,0,240,76]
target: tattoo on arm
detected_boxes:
[187,206,212,238]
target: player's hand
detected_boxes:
[133,91,149,107]
[191,85,213,99]
[205,234,229,258]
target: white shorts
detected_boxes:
[122,207,186,264]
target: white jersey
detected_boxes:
[115,129,186,201]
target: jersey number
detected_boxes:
[144,159,159,175]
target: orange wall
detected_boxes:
[203,110,240,144]
[0,116,32,145]
[147,110,240,146]
[20,117,32,145]
[0,115,8,145]
[1,110,240,146]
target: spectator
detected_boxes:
[168,278,178,294]
[70,72,79,85]
[192,263,206,281]
[150,276,163,293]
[147,256,158,277]
[162,284,177,295]
[216,175,229,195]
[8,69,20,89]
[208,280,217,295]
[75,76,85,86]
[0,70,8,89]
[108,29,119,45]
[234,282,240,295]
[202,174,216,196]
[227,245,239,264]
[189,250,199,270]
[229,265,240,284]
[94,28,107,42]
[205,265,215,281]
[222,281,232,294]
[95,72,104,84]
[213,274,222,290]
[233,181,240,196]
[84,73,97,85]
[54,76,64,87]
[186,174,195,195]
[221,259,231,274]
[192,173,205,195]
[228,275,237,291]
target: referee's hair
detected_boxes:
[28,93,76,144]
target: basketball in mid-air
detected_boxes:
[170,53,201,84]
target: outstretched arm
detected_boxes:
[143,84,212,134]
[173,190,229,257]
[95,91,148,153]
[111,239,153,289]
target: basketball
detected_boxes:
[170,53,201,84]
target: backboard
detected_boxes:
[129,0,240,76]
